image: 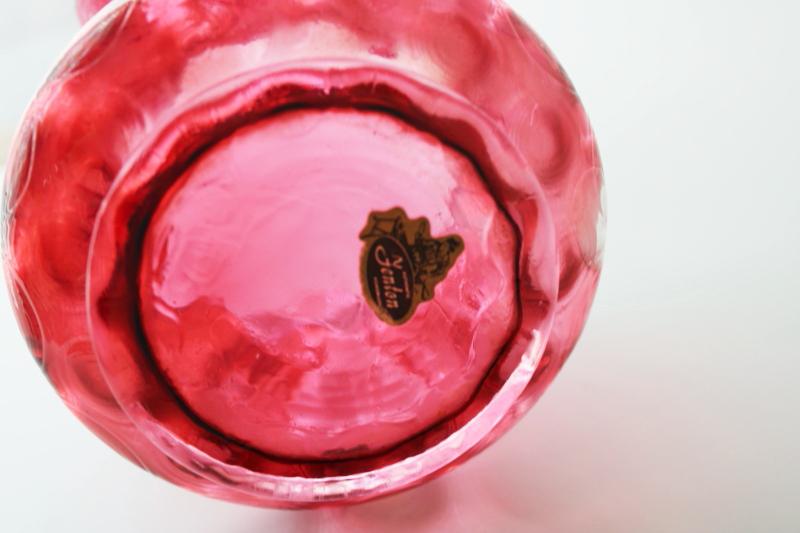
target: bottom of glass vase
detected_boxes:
[87,63,556,490]
[137,106,520,460]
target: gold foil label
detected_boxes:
[359,208,464,325]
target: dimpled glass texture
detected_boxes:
[2,0,603,507]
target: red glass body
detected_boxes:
[3,0,603,507]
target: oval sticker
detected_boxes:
[359,207,464,326]
[364,236,415,323]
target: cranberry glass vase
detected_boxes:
[2,0,603,507]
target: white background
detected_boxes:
[1,1,798,532]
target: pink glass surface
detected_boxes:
[76,0,111,23]
[2,0,603,507]
[139,108,519,460]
